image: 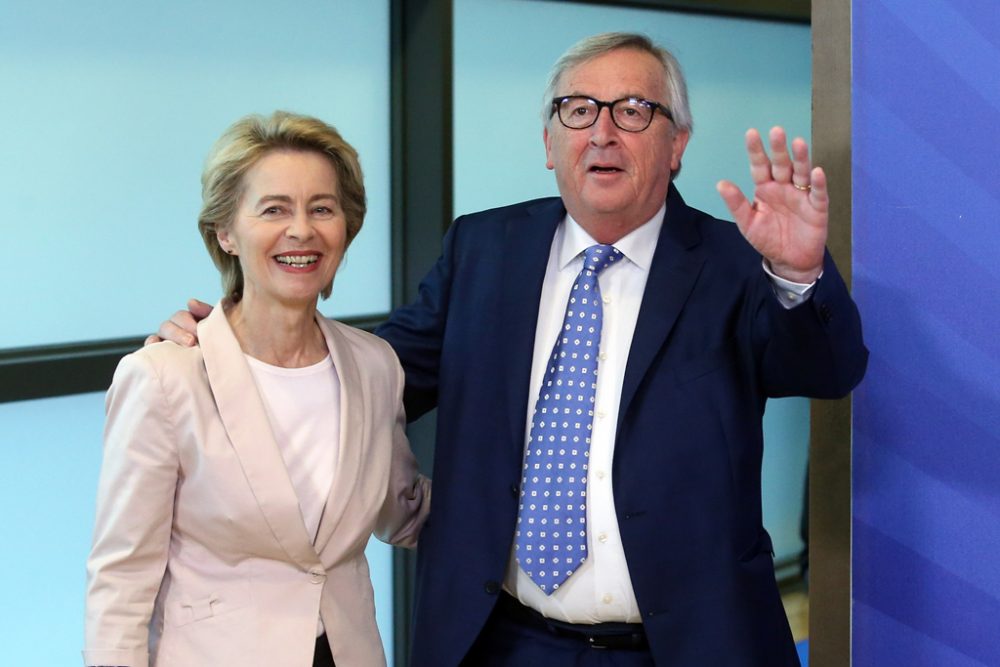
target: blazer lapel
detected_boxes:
[617,185,705,433]
[500,199,564,458]
[199,304,320,570]
[312,317,365,551]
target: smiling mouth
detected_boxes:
[590,166,623,173]
[274,255,319,267]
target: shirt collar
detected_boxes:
[557,203,666,272]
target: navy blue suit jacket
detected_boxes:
[376,184,867,666]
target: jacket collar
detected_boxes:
[617,183,705,433]
[199,304,364,570]
[494,185,706,451]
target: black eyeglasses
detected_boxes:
[550,96,674,133]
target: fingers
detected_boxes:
[746,127,815,188]
[188,298,214,321]
[716,179,755,231]
[768,127,792,183]
[808,166,829,211]
[158,311,199,347]
[143,334,163,347]
[790,137,812,188]
[745,129,771,185]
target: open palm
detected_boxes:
[717,127,828,284]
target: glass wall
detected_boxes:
[0,0,394,663]
[0,0,392,349]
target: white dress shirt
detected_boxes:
[503,205,817,623]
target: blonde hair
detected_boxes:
[198,111,366,300]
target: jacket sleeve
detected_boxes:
[373,350,431,548]
[83,351,179,667]
[756,250,869,399]
[374,215,466,422]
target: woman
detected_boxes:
[83,111,429,667]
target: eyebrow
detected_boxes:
[254,193,340,206]
[562,92,648,100]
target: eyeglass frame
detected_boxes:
[549,95,675,133]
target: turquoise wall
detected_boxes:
[0,1,395,664]
[0,0,392,349]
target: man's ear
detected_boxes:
[670,129,691,172]
[543,125,555,171]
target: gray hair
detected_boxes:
[541,32,693,135]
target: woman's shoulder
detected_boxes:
[113,340,207,384]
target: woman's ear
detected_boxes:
[217,230,236,255]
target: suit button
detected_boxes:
[510,483,520,497]
[484,581,500,595]
[309,568,326,584]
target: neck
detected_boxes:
[574,206,666,244]
[575,216,641,245]
[225,293,327,368]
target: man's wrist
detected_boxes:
[765,260,822,284]
[762,259,821,309]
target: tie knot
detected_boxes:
[582,244,622,275]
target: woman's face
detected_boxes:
[218,149,347,309]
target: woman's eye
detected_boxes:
[261,206,284,217]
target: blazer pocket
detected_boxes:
[672,344,735,385]
[163,581,251,627]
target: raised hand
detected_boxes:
[716,126,828,284]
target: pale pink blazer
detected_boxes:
[84,305,430,667]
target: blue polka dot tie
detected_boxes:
[514,243,622,593]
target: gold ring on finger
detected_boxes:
[793,182,812,192]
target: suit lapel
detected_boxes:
[313,317,365,550]
[617,185,705,433]
[199,304,320,570]
[501,199,564,458]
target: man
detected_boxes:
[159,33,865,666]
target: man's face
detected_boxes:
[544,48,690,241]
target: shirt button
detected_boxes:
[309,569,326,584]
[596,410,606,419]
[602,295,610,304]
[786,291,798,300]
[596,470,606,480]
[602,594,613,604]
[598,532,608,543]
[599,352,607,361]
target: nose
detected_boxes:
[588,106,620,146]
[285,210,315,240]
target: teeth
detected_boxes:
[275,255,318,267]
